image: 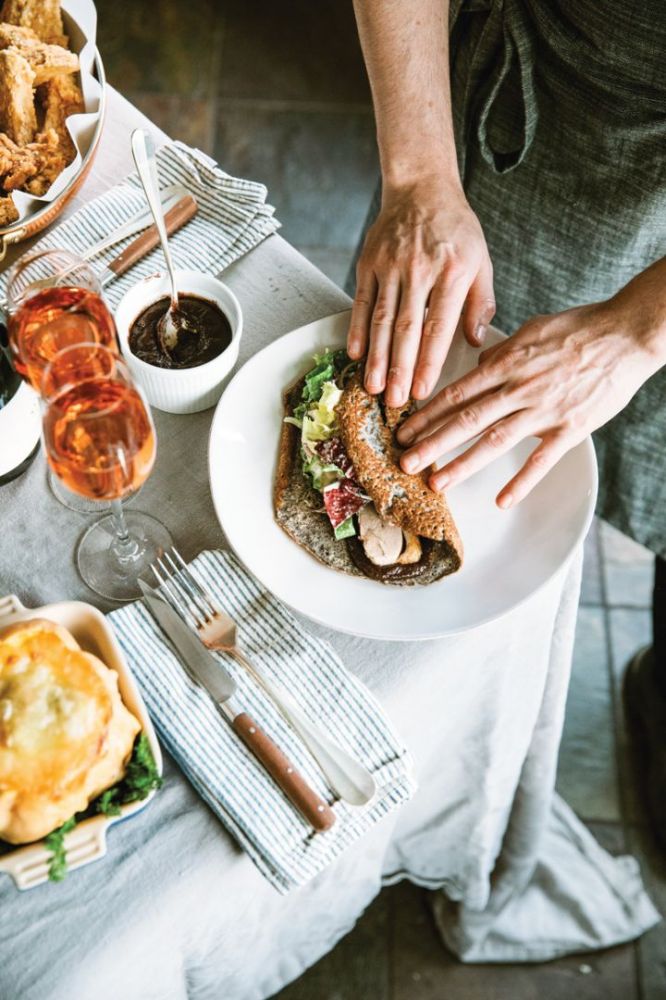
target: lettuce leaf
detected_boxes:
[303,455,344,490]
[301,380,342,453]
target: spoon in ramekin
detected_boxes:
[131,128,191,356]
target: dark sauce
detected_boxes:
[128,294,232,370]
[346,534,437,582]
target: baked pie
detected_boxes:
[0,618,140,844]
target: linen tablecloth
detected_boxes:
[0,88,658,1000]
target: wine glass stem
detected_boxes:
[110,498,141,562]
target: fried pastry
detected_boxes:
[0,0,66,46]
[25,127,67,194]
[0,49,35,144]
[0,0,83,219]
[0,618,141,844]
[0,192,17,225]
[0,23,77,84]
[0,129,68,197]
[0,130,37,189]
[38,72,82,155]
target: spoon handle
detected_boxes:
[130,129,180,309]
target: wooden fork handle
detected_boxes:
[107,194,198,277]
[232,712,336,833]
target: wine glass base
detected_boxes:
[48,469,138,514]
[76,511,173,601]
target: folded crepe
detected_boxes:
[275,351,462,586]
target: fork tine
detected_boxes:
[151,558,205,630]
[171,547,219,617]
[163,549,214,624]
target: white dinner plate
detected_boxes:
[208,310,597,640]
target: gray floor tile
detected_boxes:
[272,891,390,999]
[125,93,215,153]
[556,607,621,822]
[96,0,220,99]
[601,522,654,608]
[581,518,603,605]
[626,826,666,1000]
[214,107,378,249]
[608,609,652,825]
[218,0,371,104]
[297,246,355,290]
[389,880,637,1000]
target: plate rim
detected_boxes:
[208,310,598,641]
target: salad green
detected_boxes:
[285,350,365,540]
[43,732,162,882]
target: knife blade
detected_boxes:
[140,581,236,701]
[98,194,198,288]
[139,581,336,833]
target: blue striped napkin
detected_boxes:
[108,551,416,893]
[0,141,280,308]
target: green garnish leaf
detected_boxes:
[44,733,162,883]
[95,788,122,817]
[117,732,163,803]
[44,816,77,883]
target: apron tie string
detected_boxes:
[458,0,539,174]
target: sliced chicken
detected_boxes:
[358,505,403,566]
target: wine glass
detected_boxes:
[6,247,130,513]
[41,343,173,601]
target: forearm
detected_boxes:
[612,256,666,368]
[353,0,460,194]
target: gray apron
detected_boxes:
[350,0,666,556]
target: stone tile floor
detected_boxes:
[94,2,664,996]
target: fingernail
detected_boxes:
[402,454,418,473]
[475,323,486,345]
[498,492,513,509]
[435,472,450,490]
[413,379,428,398]
[366,372,380,391]
[398,426,415,445]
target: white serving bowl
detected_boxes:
[115,269,243,414]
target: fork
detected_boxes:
[151,548,377,807]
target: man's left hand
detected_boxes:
[396,270,666,508]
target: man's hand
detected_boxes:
[347,177,495,408]
[397,260,666,508]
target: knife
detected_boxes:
[139,581,336,833]
[98,194,198,288]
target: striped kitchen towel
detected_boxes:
[0,141,279,308]
[108,550,416,894]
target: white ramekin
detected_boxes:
[0,379,41,480]
[115,270,243,414]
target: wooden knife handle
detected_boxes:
[232,712,336,833]
[107,194,198,277]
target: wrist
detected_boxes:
[637,320,666,371]
[608,261,666,371]
[381,160,465,203]
[380,138,463,196]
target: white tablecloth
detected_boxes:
[0,89,658,1000]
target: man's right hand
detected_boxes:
[347,177,495,408]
